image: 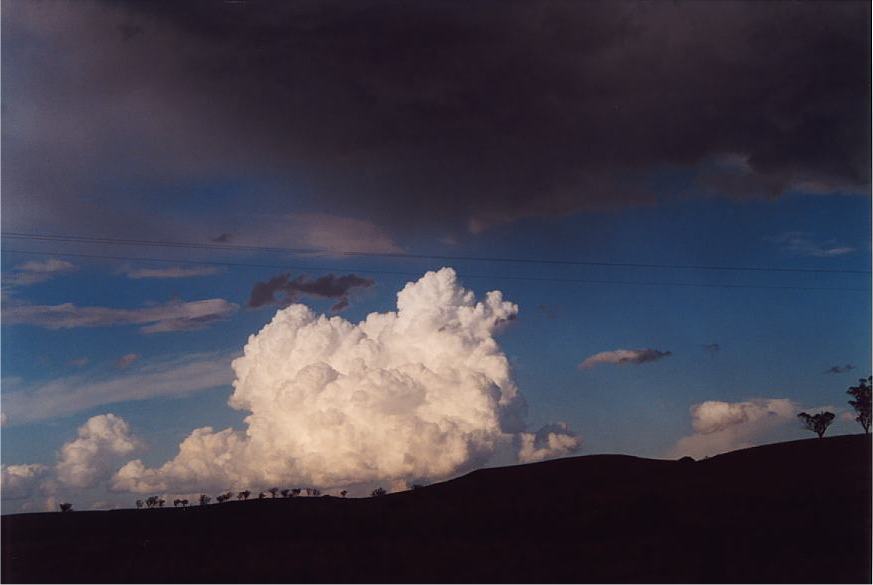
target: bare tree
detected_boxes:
[59,503,73,512]
[847,376,872,434]
[371,487,387,497]
[798,411,836,438]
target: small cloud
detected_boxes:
[67,357,90,368]
[702,343,720,357]
[769,232,855,258]
[579,348,672,370]
[115,353,140,369]
[824,364,855,374]
[248,273,374,312]
[121,265,221,279]
[536,304,559,320]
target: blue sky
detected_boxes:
[1,0,870,513]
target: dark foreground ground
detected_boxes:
[2,434,870,583]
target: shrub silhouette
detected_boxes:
[199,494,211,506]
[59,503,73,512]
[371,487,387,497]
[798,411,835,438]
[847,376,871,434]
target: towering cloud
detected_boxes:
[518,423,582,464]
[113,268,574,494]
[57,414,140,488]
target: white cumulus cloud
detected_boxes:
[57,414,140,488]
[113,268,568,495]
[518,422,582,463]
[671,398,798,459]
[1,464,49,500]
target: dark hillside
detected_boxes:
[3,434,870,583]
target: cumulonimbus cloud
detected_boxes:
[2,298,238,333]
[248,273,375,312]
[112,268,578,495]
[3,2,867,238]
[579,348,672,369]
[670,398,798,459]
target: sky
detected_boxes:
[1,0,870,513]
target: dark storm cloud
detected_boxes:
[3,1,869,236]
[248,273,374,311]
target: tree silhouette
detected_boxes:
[340,490,348,498]
[291,488,301,497]
[371,487,387,497]
[136,499,143,509]
[258,491,267,499]
[847,376,872,434]
[146,496,159,509]
[238,490,251,500]
[59,503,73,512]
[158,499,165,508]
[269,487,279,498]
[173,499,182,507]
[181,499,189,507]
[798,411,835,438]
[280,489,291,498]
[199,494,211,506]
[310,488,321,497]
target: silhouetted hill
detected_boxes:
[3,434,870,583]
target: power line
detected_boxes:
[2,248,869,293]
[3,231,869,275]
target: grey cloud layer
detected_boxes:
[3,1,868,237]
